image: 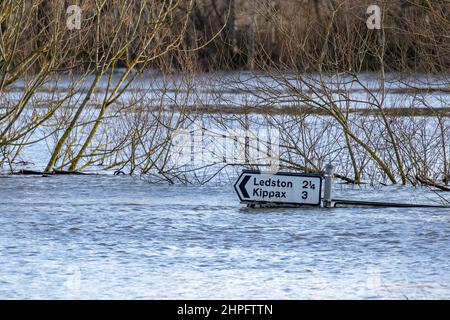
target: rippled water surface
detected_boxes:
[0,175,449,299]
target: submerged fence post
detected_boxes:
[324,163,334,208]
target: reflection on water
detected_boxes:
[0,175,449,299]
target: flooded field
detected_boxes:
[2,0,449,301]
[2,71,450,299]
[0,174,449,299]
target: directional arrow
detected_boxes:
[238,175,251,198]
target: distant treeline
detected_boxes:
[187,0,450,72]
[0,0,449,74]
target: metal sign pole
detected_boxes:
[323,163,334,208]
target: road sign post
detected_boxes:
[234,170,323,206]
[323,163,334,208]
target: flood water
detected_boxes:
[0,174,449,299]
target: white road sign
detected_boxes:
[234,171,322,206]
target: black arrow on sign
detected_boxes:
[239,175,251,198]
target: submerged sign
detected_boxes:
[234,170,322,206]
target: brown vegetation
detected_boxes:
[0,0,449,188]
